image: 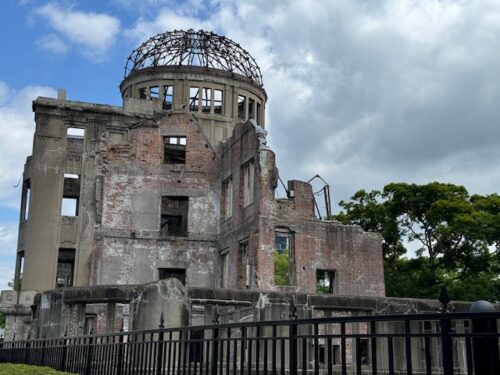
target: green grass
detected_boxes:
[0,363,76,374]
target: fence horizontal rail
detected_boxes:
[1,311,499,375]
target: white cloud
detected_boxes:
[124,0,500,206]
[0,82,57,208]
[125,9,213,44]
[0,224,18,258]
[36,2,120,60]
[36,33,68,54]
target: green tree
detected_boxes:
[336,182,499,301]
[274,250,290,285]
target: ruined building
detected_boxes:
[1,30,386,340]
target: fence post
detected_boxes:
[60,331,68,371]
[40,335,46,367]
[440,317,453,375]
[23,333,30,365]
[85,330,94,375]
[289,322,298,375]
[116,322,125,375]
[210,322,219,375]
[156,313,165,375]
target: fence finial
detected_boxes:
[438,285,455,313]
[289,296,298,320]
[159,312,165,329]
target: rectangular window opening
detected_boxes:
[62,174,80,217]
[316,269,335,294]
[56,248,75,288]
[242,160,255,207]
[150,86,160,99]
[238,242,248,289]
[274,232,293,286]
[164,136,186,164]
[161,196,188,237]
[202,88,212,113]
[220,251,229,288]
[15,251,24,290]
[214,89,223,114]
[139,87,147,99]
[238,95,246,120]
[222,177,233,219]
[158,268,186,285]
[256,102,261,124]
[248,98,255,119]
[189,87,200,111]
[67,127,85,138]
[163,85,173,110]
[21,179,31,221]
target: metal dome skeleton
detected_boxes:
[125,29,264,86]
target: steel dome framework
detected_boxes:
[125,29,264,86]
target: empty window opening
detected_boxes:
[161,196,189,237]
[238,95,246,119]
[62,174,80,216]
[316,269,335,294]
[248,98,255,119]
[274,232,293,286]
[84,315,96,334]
[67,127,85,138]
[21,179,31,221]
[220,251,229,288]
[67,128,84,152]
[190,87,200,111]
[14,251,24,290]
[56,248,75,288]
[238,242,248,288]
[158,267,186,285]
[222,177,233,219]
[150,86,160,99]
[202,88,212,113]
[242,160,255,207]
[163,85,173,110]
[256,102,261,124]
[139,87,147,99]
[214,89,223,114]
[164,136,186,164]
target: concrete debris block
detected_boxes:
[130,279,188,331]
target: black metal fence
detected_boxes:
[1,311,499,374]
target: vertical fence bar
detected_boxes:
[370,321,377,375]
[85,334,94,375]
[387,336,394,375]
[157,330,165,374]
[440,317,453,375]
[340,322,347,375]
[424,336,431,375]
[61,335,67,372]
[314,323,319,375]
[404,320,412,375]
[211,326,219,375]
[289,322,297,375]
[117,332,124,375]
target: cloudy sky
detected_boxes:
[1,0,500,290]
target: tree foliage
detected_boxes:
[274,250,290,285]
[336,182,500,301]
